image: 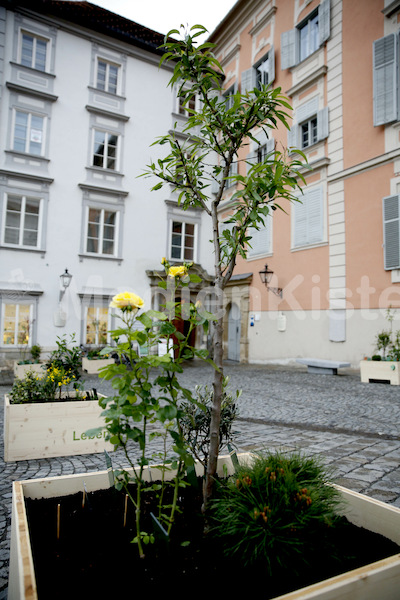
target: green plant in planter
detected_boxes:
[208,450,343,575]
[88,260,218,558]
[375,331,391,359]
[30,344,41,362]
[9,364,84,404]
[180,377,240,472]
[388,330,400,361]
[46,334,83,382]
[86,346,110,360]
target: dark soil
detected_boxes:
[25,484,400,599]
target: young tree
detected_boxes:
[144,25,306,509]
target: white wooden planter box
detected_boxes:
[3,393,112,462]
[82,356,114,374]
[8,452,400,600]
[360,360,400,385]
[13,362,46,379]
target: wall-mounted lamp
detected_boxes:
[59,268,72,301]
[259,264,282,298]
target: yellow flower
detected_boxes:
[168,265,189,280]
[161,257,167,265]
[110,291,144,312]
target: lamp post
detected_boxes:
[258,264,282,298]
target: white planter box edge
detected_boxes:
[13,362,46,378]
[8,452,400,600]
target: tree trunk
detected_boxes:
[202,206,225,511]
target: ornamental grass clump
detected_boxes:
[208,450,343,575]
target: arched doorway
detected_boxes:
[228,302,241,361]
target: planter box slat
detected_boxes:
[4,394,112,462]
[13,362,46,379]
[8,453,400,600]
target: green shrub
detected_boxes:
[180,377,240,471]
[208,450,343,575]
[46,334,82,382]
[30,344,41,361]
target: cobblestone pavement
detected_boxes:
[1,361,400,598]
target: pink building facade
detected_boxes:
[209,0,400,366]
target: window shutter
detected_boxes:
[211,177,220,194]
[383,194,400,269]
[266,137,275,153]
[296,97,319,123]
[246,150,257,173]
[287,124,299,148]
[281,28,298,70]
[373,34,398,126]
[248,220,271,257]
[307,186,324,244]
[317,106,329,141]
[241,67,257,94]
[293,186,323,247]
[268,45,275,84]
[318,0,331,46]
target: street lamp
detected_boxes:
[258,264,282,298]
[59,268,72,301]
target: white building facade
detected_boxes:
[0,1,214,365]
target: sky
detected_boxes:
[90,0,238,40]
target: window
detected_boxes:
[3,194,41,248]
[178,94,196,116]
[1,302,32,346]
[20,31,48,71]
[96,59,119,95]
[373,33,400,126]
[281,0,330,69]
[241,48,275,94]
[299,12,319,62]
[248,219,272,258]
[92,130,118,170]
[85,207,118,256]
[301,117,318,148]
[85,306,109,345]
[224,84,238,110]
[170,221,195,261]
[13,110,45,155]
[383,195,400,270]
[293,186,324,248]
[288,100,328,150]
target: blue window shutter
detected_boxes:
[281,28,298,70]
[373,34,398,126]
[296,97,319,123]
[241,68,257,94]
[318,0,331,46]
[266,137,275,154]
[268,46,275,84]
[317,106,329,141]
[246,150,257,173]
[383,194,400,269]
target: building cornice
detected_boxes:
[328,148,400,184]
[78,183,129,197]
[6,81,58,102]
[286,66,327,98]
[85,104,130,122]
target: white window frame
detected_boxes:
[12,109,46,156]
[2,193,43,249]
[19,29,49,72]
[96,58,120,95]
[92,129,119,171]
[177,92,196,117]
[84,206,120,257]
[1,301,34,348]
[292,185,325,249]
[288,99,328,150]
[84,305,111,346]
[169,219,197,262]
